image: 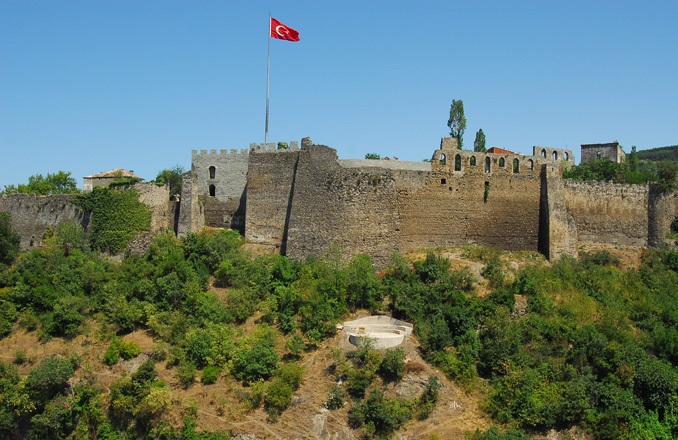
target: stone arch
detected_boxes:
[499,157,506,167]
[513,158,520,173]
[541,149,547,158]
[527,159,534,170]
[553,151,558,160]
[454,154,462,171]
[564,152,569,161]
[209,166,216,179]
[439,153,447,166]
[209,184,216,197]
[485,157,491,173]
[470,156,477,166]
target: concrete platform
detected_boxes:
[343,316,413,349]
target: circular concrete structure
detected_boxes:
[343,316,413,349]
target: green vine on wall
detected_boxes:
[75,187,151,253]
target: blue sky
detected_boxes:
[1,0,677,189]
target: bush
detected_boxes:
[264,379,294,419]
[103,339,121,366]
[177,362,197,387]
[119,341,142,360]
[275,363,304,389]
[325,384,346,410]
[379,348,406,383]
[232,338,280,383]
[201,366,220,385]
[351,388,412,437]
[25,356,75,406]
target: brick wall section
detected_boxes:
[245,149,301,249]
[283,145,402,267]
[648,187,678,248]
[542,169,579,260]
[0,194,88,250]
[397,169,542,254]
[191,149,249,201]
[177,171,204,238]
[563,180,649,247]
[135,182,171,233]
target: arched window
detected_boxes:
[499,157,506,167]
[513,158,520,173]
[470,156,477,166]
[564,152,569,161]
[528,159,534,170]
[439,153,447,166]
[552,151,558,160]
[485,157,491,173]
[541,149,547,158]
[454,154,462,171]
[209,166,216,179]
[209,184,216,197]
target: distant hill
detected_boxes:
[637,145,678,162]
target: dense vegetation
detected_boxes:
[637,145,678,163]
[563,147,678,192]
[2,211,678,438]
[1,171,79,195]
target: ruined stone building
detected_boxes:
[2,137,677,266]
[177,137,678,267]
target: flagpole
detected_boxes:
[265,15,271,146]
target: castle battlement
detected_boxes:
[250,141,300,153]
[191,148,249,157]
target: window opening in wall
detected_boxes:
[470,156,476,166]
[441,178,447,185]
[553,151,558,160]
[454,154,462,171]
[564,152,569,161]
[209,184,216,197]
[528,159,534,170]
[439,153,447,166]
[499,157,505,167]
[513,158,519,173]
[209,166,216,179]
[671,217,678,235]
[541,149,547,157]
[596,151,602,159]
[484,181,490,203]
[485,157,491,173]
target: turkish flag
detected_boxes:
[270,17,300,42]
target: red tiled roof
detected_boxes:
[487,147,515,155]
[84,169,143,180]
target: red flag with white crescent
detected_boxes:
[270,17,300,42]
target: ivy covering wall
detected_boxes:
[76,187,151,253]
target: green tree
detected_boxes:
[474,128,487,152]
[154,165,184,198]
[628,146,639,173]
[0,212,20,269]
[657,161,677,192]
[365,153,381,160]
[447,99,467,149]
[3,171,78,195]
[25,356,75,407]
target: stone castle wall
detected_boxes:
[562,181,649,247]
[241,139,673,267]
[0,183,172,252]
[0,194,88,249]
[245,142,571,267]
[284,146,404,267]
[245,148,301,250]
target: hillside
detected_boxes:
[637,144,678,162]
[2,223,678,439]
